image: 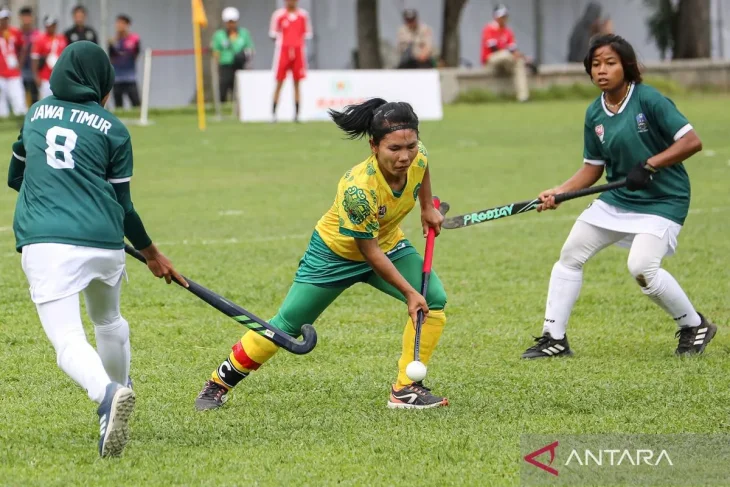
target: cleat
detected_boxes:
[195,380,229,411]
[387,382,448,409]
[521,333,574,359]
[675,313,717,356]
[97,382,135,458]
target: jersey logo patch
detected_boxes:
[343,186,371,225]
[636,113,649,133]
[595,124,605,144]
[378,205,387,219]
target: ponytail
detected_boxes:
[328,98,387,140]
[329,98,420,144]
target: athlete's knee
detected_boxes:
[426,287,447,310]
[558,244,587,271]
[627,253,660,288]
[269,312,303,337]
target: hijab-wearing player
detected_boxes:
[522,35,717,359]
[8,41,184,456]
[196,98,450,410]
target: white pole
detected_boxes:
[139,48,153,125]
[210,56,222,120]
[100,0,108,54]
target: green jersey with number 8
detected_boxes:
[10,52,133,251]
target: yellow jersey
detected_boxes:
[315,142,429,261]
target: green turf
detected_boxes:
[1,97,729,486]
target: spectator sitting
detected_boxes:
[18,6,40,104]
[481,4,529,102]
[65,5,98,45]
[567,3,613,63]
[108,14,140,108]
[397,9,433,69]
[211,7,255,103]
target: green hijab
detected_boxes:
[50,41,115,104]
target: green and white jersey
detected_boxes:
[11,97,133,251]
[583,83,693,225]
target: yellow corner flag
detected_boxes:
[192,0,208,130]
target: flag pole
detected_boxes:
[192,0,207,131]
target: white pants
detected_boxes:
[39,80,52,99]
[488,50,529,102]
[543,204,701,339]
[22,244,130,403]
[0,76,28,117]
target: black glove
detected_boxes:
[626,162,657,191]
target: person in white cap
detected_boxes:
[31,15,67,99]
[0,7,28,117]
[481,4,529,102]
[211,6,254,102]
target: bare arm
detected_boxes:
[537,163,604,212]
[647,130,702,169]
[417,166,443,237]
[356,238,426,325]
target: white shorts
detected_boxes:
[21,243,126,304]
[577,199,682,255]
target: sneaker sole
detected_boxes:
[386,398,449,410]
[676,323,718,356]
[101,387,136,458]
[521,350,574,360]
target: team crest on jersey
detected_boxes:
[343,186,371,225]
[378,205,387,219]
[636,113,649,133]
[595,124,605,144]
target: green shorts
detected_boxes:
[294,231,417,287]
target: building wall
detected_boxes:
[25,0,723,108]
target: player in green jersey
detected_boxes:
[7,41,185,457]
[521,34,717,359]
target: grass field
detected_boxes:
[1,96,729,486]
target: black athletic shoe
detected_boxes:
[675,313,717,356]
[387,382,449,409]
[195,380,229,411]
[521,333,574,359]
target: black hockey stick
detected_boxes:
[124,245,317,355]
[442,179,627,230]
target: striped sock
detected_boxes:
[211,331,280,389]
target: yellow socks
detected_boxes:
[395,309,446,389]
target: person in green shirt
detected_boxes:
[211,7,255,102]
[521,34,717,359]
[7,41,185,457]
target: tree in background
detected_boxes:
[441,0,469,67]
[356,0,383,68]
[645,0,710,60]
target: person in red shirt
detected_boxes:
[0,8,27,117]
[31,16,68,99]
[269,0,312,122]
[481,5,529,102]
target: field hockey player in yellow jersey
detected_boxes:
[195,98,449,410]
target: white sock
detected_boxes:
[542,262,583,340]
[95,318,131,385]
[36,296,111,403]
[642,268,701,328]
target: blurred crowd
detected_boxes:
[0,3,142,118]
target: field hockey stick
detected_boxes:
[442,179,627,230]
[124,245,317,355]
[414,197,449,362]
